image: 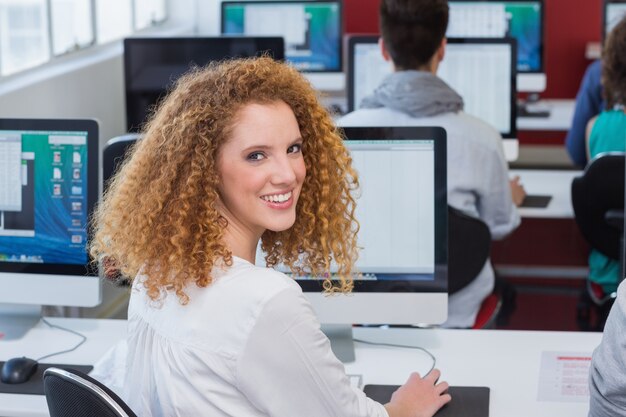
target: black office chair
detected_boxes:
[448,206,515,328]
[101,134,141,286]
[571,152,625,331]
[448,206,491,294]
[43,367,137,417]
[103,134,141,192]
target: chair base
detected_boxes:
[576,287,615,332]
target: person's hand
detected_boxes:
[509,176,526,207]
[101,256,124,283]
[383,369,451,417]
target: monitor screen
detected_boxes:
[347,37,517,139]
[605,1,626,37]
[221,0,342,72]
[0,119,100,339]
[123,36,285,132]
[448,1,543,74]
[257,127,448,327]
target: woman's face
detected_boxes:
[216,101,306,240]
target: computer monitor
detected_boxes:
[257,126,448,361]
[347,36,519,161]
[604,0,626,38]
[0,118,100,340]
[123,36,285,132]
[448,0,544,92]
[220,0,344,91]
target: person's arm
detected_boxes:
[589,282,626,416]
[236,286,450,417]
[474,140,521,240]
[566,60,603,167]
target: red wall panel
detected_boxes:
[344,0,603,98]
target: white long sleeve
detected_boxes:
[123,257,387,417]
[238,287,387,417]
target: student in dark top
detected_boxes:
[566,60,604,167]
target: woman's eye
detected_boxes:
[288,144,302,154]
[247,152,265,161]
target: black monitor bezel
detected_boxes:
[346,34,379,114]
[0,118,99,277]
[123,36,285,132]
[220,0,344,73]
[448,0,544,74]
[347,36,518,139]
[603,0,626,42]
[297,126,448,294]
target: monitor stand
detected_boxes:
[0,304,41,341]
[502,139,519,162]
[322,324,356,363]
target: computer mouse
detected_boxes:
[1,357,39,384]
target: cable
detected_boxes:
[36,318,88,362]
[353,338,437,376]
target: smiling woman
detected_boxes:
[216,101,307,262]
[89,56,450,417]
[91,57,358,303]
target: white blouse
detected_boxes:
[123,257,388,417]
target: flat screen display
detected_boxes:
[448,1,542,73]
[123,36,285,132]
[605,2,626,37]
[347,37,517,138]
[0,119,98,275]
[221,1,342,72]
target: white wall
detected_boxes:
[0,50,127,153]
[0,0,197,151]
[0,0,197,319]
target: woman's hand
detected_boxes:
[383,369,451,417]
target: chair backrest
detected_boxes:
[103,134,141,191]
[448,206,492,294]
[43,367,137,417]
[571,153,625,260]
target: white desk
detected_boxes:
[348,327,602,417]
[0,318,127,417]
[0,318,603,417]
[517,99,575,132]
[512,169,582,219]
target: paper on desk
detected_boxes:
[537,351,591,402]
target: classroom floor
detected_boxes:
[496,278,589,332]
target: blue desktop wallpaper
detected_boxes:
[0,132,88,265]
[506,3,542,72]
[222,3,341,71]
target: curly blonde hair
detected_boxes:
[90,57,359,303]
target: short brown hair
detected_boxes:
[380,0,449,70]
[90,57,359,304]
[603,15,626,108]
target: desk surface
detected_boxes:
[512,169,581,219]
[349,327,601,417]
[0,318,126,417]
[517,99,575,132]
[0,318,603,417]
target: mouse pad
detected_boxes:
[520,194,552,208]
[0,362,93,395]
[364,385,490,417]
